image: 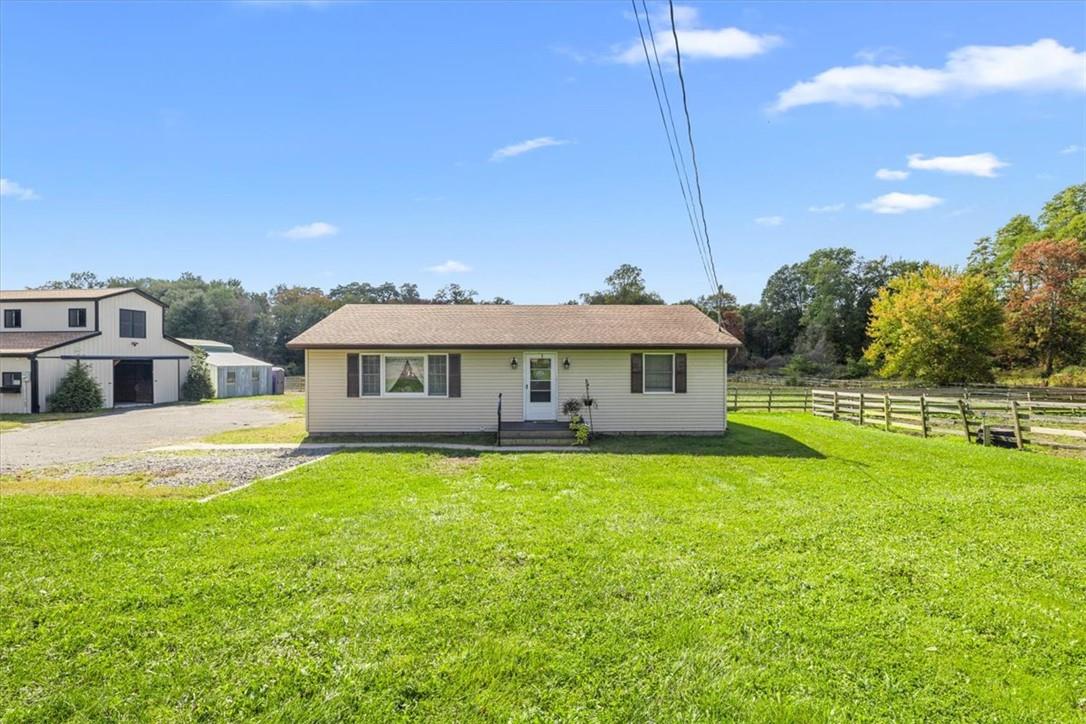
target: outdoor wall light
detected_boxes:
[510,357,518,369]
[563,357,571,370]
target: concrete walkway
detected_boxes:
[153,441,587,453]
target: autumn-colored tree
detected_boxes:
[864,266,1003,384]
[1004,238,1086,377]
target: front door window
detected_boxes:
[524,354,557,420]
[529,358,552,403]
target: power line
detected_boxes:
[639,0,715,297]
[667,0,724,314]
[630,0,716,299]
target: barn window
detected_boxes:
[119,309,146,338]
[643,353,674,393]
[68,308,87,327]
[1,371,21,392]
[251,369,260,386]
[226,370,237,384]
[3,309,21,328]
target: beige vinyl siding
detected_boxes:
[305,348,725,434]
[554,349,725,433]
[307,349,521,433]
[0,300,95,331]
[0,357,33,414]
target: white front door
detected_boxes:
[523,353,558,420]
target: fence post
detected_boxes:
[804,389,810,412]
[858,392,865,426]
[883,394,890,431]
[1011,400,1024,450]
[832,391,839,420]
[733,387,738,411]
[920,395,929,438]
[768,388,773,412]
[957,399,970,442]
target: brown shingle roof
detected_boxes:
[0,331,100,355]
[0,287,167,307]
[0,287,133,301]
[287,304,741,349]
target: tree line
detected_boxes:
[35,183,1085,384]
[35,276,510,374]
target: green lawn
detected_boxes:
[1,414,1083,721]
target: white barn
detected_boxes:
[177,339,274,398]
[0,288,193,414]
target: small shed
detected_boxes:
[177,338,275,398]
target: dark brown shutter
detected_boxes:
[675,353,687,393]
[630,353,643,393]
[346,353,359,397]
[448,353,461,398]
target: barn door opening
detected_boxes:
[113,360,153,404]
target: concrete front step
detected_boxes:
[500,439,577,447]
[502,431,575,440]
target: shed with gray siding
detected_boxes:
[177,339,274,398]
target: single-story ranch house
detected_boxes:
[0,288,192,413]
[287,304,742,435]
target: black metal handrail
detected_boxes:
[496,392,502,446]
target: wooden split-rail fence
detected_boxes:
[809,389,1086,453]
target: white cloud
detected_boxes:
[274,221,339,239]
[0,178,40,201]
[1060,144,1084,154]
[808,203,845,213]
[875,168,910,181]
[666,3,700,30]
[614,4,780,64]
[907,152,1008,177]
[490,136,570,161]
[773,38,1085,111]
[854,46,904,64]
[860,192,943,215]
[425,260,472,274]
[754,215,784,226]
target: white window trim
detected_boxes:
[642,352,675,395]
[375,352,449,399]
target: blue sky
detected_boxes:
[1,1,1083,303]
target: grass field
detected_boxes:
[1,414,1083,721]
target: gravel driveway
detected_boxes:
[26,449,330,489]
[0,400,292,473]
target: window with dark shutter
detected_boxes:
[346,353,360,397]
[643,353,674,393]
[630,353,643,393]
[3,309,21,328]
[447,354,461,398]
[68,308,87,328]
[427,355,448,396]
[674,353,687,393]
[119,309,146,338]
[360,355,381,396]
